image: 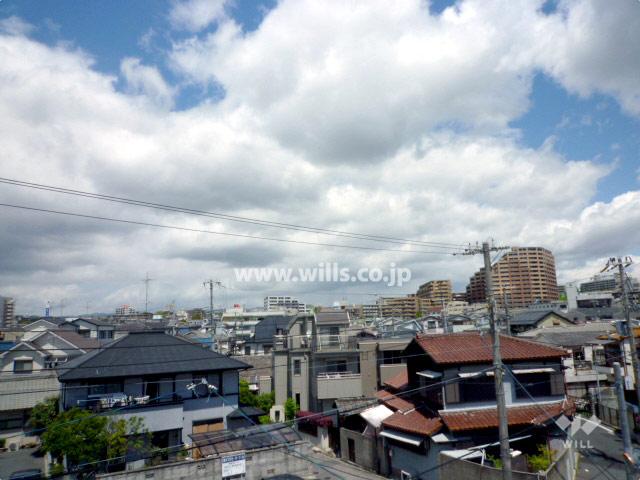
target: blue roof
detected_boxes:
[0,341,15,352]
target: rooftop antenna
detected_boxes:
[142,272,154,313]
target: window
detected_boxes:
[325,360,347,373]
[13,359,33,374]
[295,393,301,407]
[460,376,495,402]
[381,350,404,364]
[514,373,551,398]
[294,360,301,375]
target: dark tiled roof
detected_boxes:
[383,370,408,391]
[191,423,300,457]
[382,409,442,437]
[72,317,114,327]
[58,332,249,381]
[376,389,415,413]
[227,407,265,418]
[510,310,572,326]
[49,330,100,351]
[315,311,349,324]
[413,332,567,365]
[439,400,574,432]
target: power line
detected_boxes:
[0,177,468,249]
[0,202,461,255]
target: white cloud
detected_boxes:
[0,16,34,36]
[538,0,640,116]
[0,1,639,313]
[169,0,227,32]
[120,57,176,109]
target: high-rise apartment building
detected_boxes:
[416,280,453,306]
[466,247,558,308]
[1,297,16,328]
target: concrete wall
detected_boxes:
[96,442,313,480]
[438,455,538,480]
[359,342,378,397]
[273,351,289,407]
[339,428,376,471]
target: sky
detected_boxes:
[0,0,639,315]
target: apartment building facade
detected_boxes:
[416,280,453,307]
[466,246,558,308]
[1,297,16,328]
[378,295,426,319]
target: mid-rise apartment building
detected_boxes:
[1,297,16,328]
[264,296,309,313]
[466,247,558,308]
[416,280,453,307]
[378,295,425,318]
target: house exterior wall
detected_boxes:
[339,428,377,471]
[1,347,46,373]
[387,438,442,479]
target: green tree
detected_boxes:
[239,379,256,407]
[255,392,275,413]
[41,408,148,472]
[284,398,299,421]
[28,396,59,432]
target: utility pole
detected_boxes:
[461,241,512,480]
[142,272,154,313]
[442,299,449,333]
[503,291,511,336]
[203,280,223,352]
[603,257,640,405]
[614,362,635,480]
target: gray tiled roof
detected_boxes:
[510,310,571,326]
[58,331,249,382]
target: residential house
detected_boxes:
[58,331,250,446]
[70,317,116,342]
[520,323,613,401]
[0,330,99,445]
[508,309,574,334]
[375,332,572,479]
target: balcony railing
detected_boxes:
[78,393,182,412]
[316,372,362,399]
[315,334,357,351]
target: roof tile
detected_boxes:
[414,332,567,365]
[383,370,408,391]
[376,389,415,412]
[439,400,574,432]
[382,409,442,437]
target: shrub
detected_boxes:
[528,444,555,472]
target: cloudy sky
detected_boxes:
[1,0,639,315]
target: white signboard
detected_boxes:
[222,452,246,478]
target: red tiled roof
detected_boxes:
[376,389,415,413]
[439,400,574,432]
[382,410,443,437]
[414,332,568,365]
[383,370,408,391]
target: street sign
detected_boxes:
[222,452,246,478]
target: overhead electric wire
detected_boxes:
[0,202,460,255]
[0,177,468,250]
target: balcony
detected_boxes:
[78,393,183,413]
[316,372,362,399]
[315,334,357,352]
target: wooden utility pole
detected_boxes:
[461,241,512,480]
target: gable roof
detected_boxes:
[71,317,114,327]
[412,332,568,365]
[383,370,409,391]
[439,399,574,432]
[382,409,443,437]
[48,330,101,351]
[376,389,415,413]
[510,310,572,327]
[58,331,250,381]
